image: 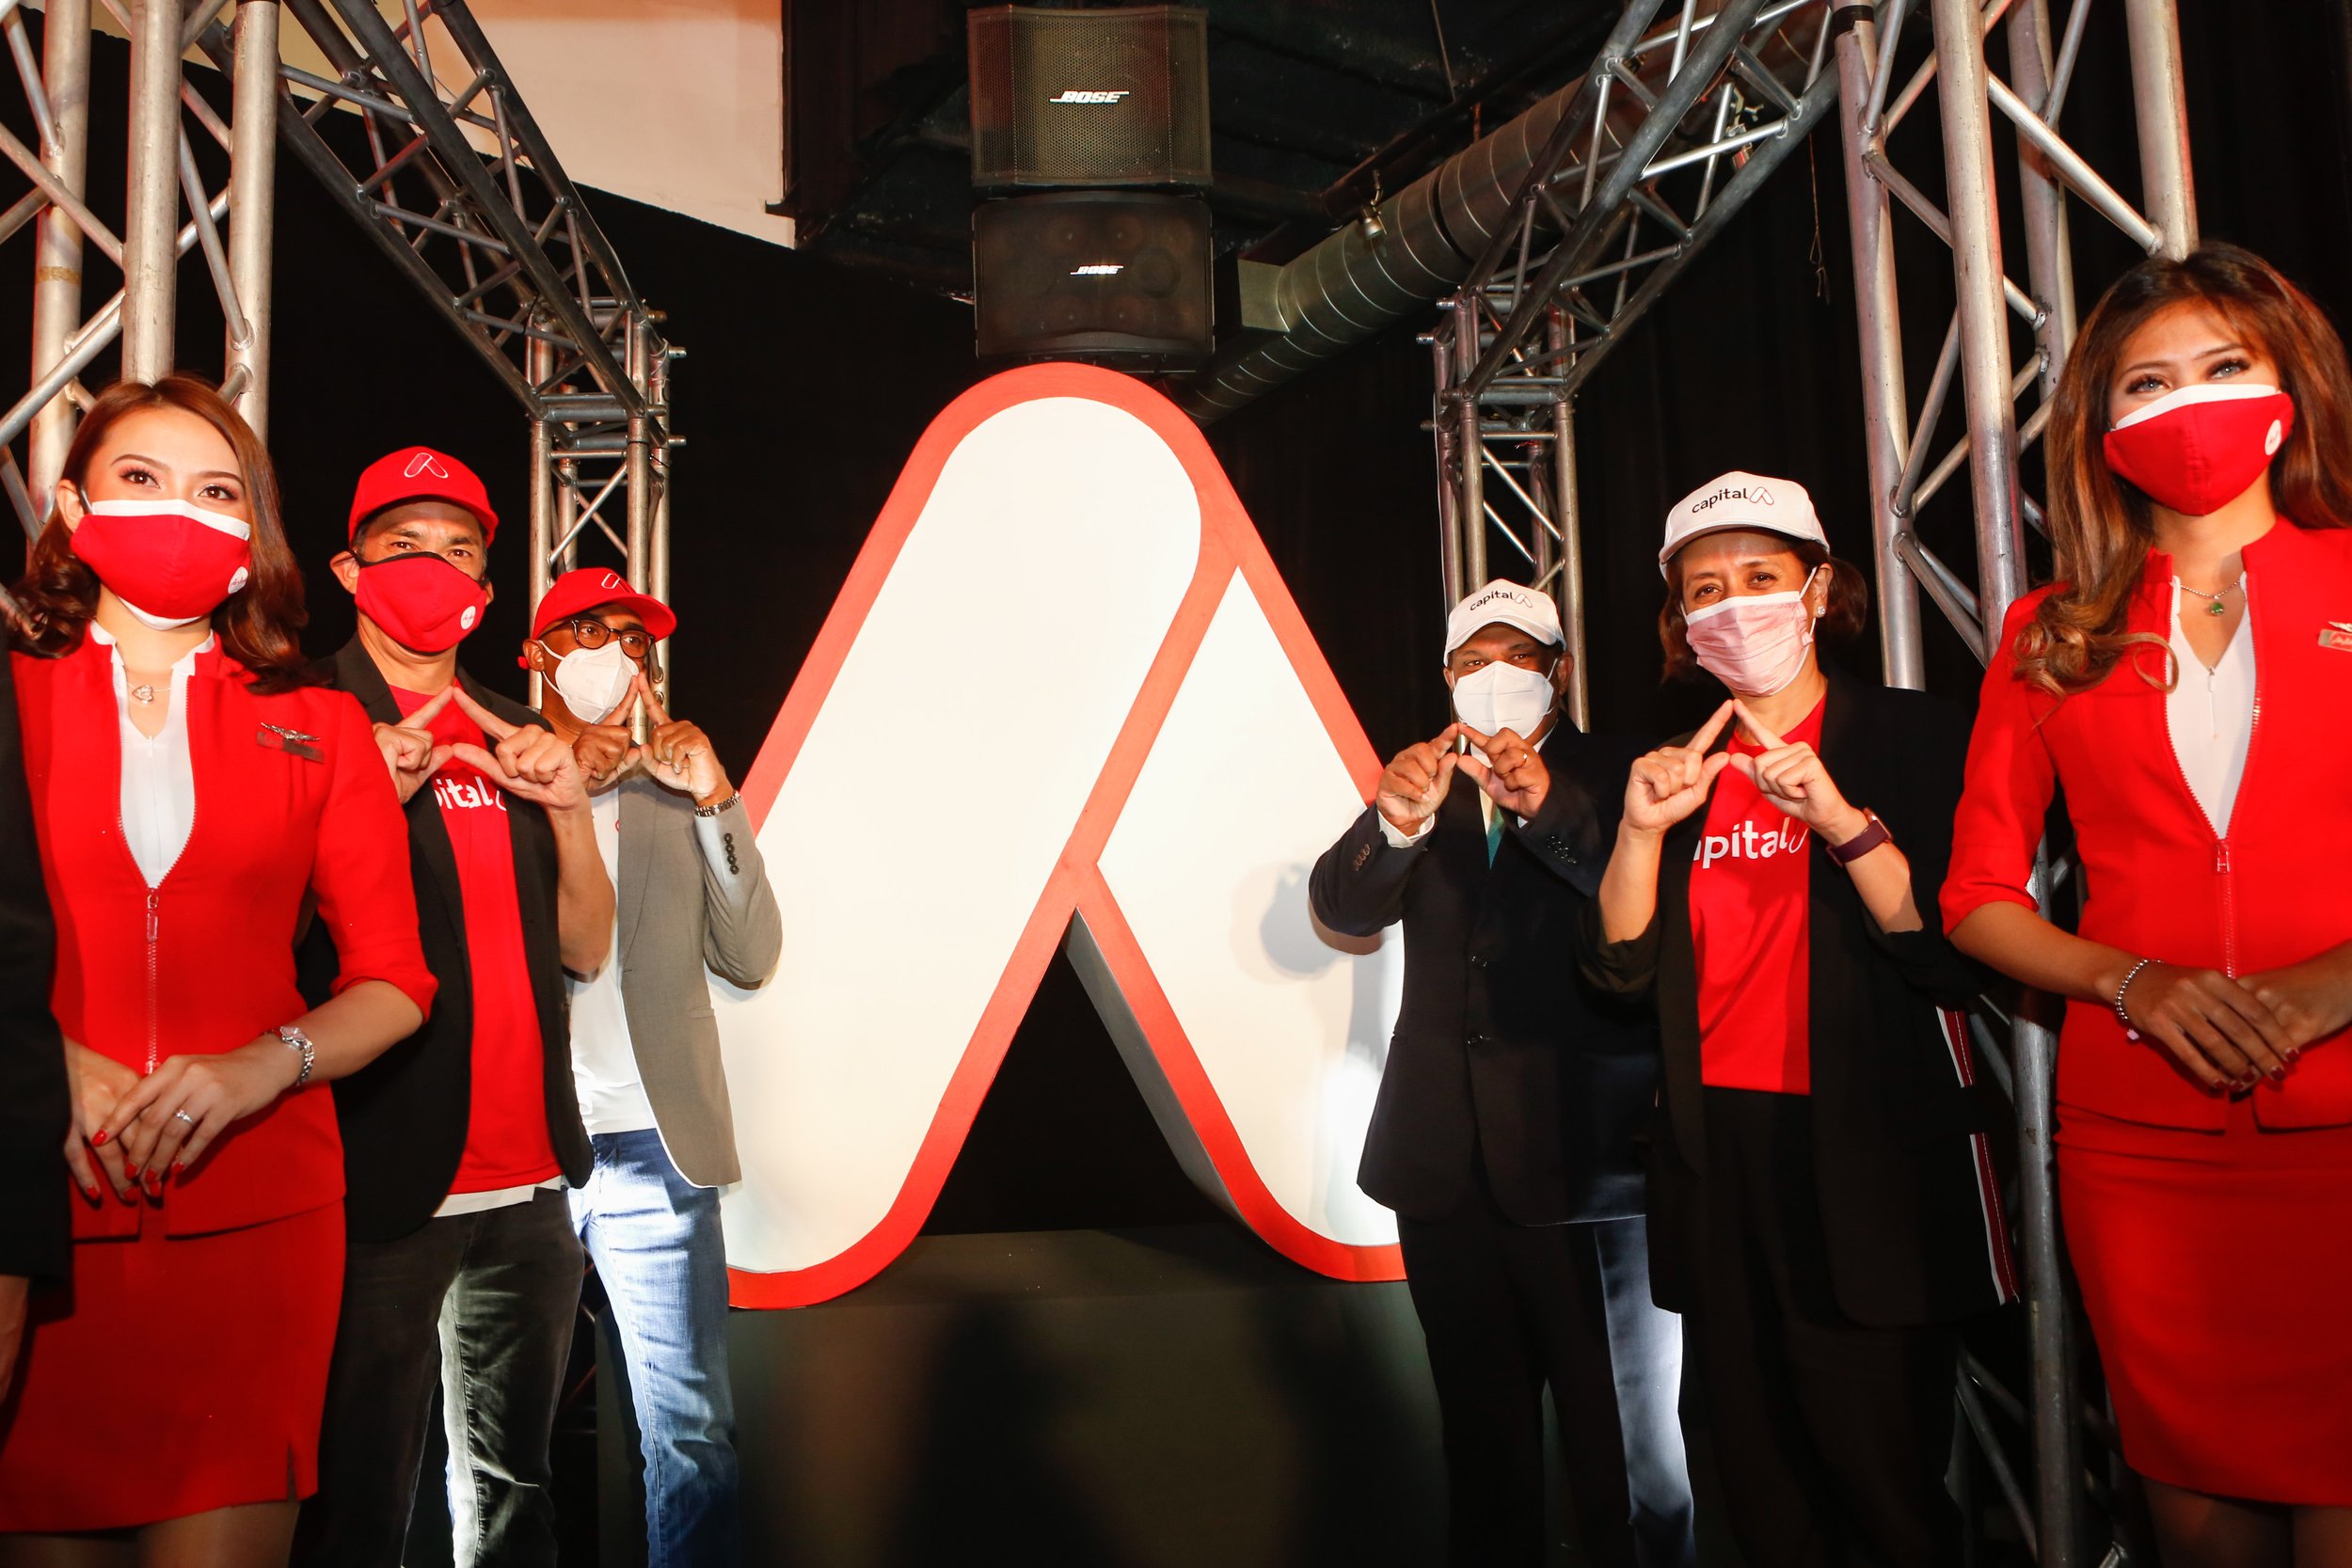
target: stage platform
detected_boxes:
[630,1223,1450,1566]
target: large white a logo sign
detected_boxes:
[715,365,1405,1307]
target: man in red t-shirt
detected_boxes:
[294,448,612,1568]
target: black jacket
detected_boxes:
[1311,725,1655,1227]
[297,640,592,1243]
[0,651,68,1285]
[1580,674,2013,1327]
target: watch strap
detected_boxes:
[1824,808,1892,865]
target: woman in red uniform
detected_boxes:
[1946,243,2352,1564]
[0,376,436,1565]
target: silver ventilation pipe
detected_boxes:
[1181,0,1796,423]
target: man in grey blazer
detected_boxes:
[524,567,782,1568]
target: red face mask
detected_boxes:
[353,551,489,653]
[69,499,253,628]
[2104,381,2294,517]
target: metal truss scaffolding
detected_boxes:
[4,0,676,700]
[1423,0,2195,1562]
[0,0,268,530]
[1834,1,2191,1563]
[1426,0,1841,728]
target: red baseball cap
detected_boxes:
[349,446,500,543]
[532,566,677,643]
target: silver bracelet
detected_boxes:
[278,1023,316,1089]
[2112,958,2157,1041]
[692,792,741,818]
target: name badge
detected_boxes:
[2320,623,2352,654]
[257,721,323,762]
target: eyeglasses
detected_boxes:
[556,618,654,658]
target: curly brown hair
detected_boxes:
[1658,537,1869,681]
[7,375,312,692]
[2020,242,2352,697]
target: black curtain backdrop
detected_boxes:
[9,3,2350,1242]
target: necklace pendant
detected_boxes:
[2208,598,2228,617]
[130,683,156,704]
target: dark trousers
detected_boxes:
[294,1189,583,1568]
[1691,1089,1962,1568]
[1398,1177,1641,1568]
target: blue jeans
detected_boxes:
[569,1129,739,1568]
[1594,1218,1697,1568]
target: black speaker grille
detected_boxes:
[968,7,1210,189]
[972,192,1213,367]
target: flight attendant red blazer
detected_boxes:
[12,634,436,1239]
[1943,519,2352,1131]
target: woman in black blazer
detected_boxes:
[1583,473,2013,1568]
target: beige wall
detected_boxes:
[66,0,797,247]
[459,0,794,247]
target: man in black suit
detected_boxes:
[294,448,608,1568]
[1311,579,1692,1568]
[0,644,68,1403]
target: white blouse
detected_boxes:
[89,623,208,888]
[2165,579,2255,837]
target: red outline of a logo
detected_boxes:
[726,364,1404,1307]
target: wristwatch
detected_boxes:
[278,1023,317,1089]
[692,792,741,818]
[1823,808,1893,865]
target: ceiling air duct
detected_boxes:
[1182,0,1796,423]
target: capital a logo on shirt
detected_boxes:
[1695,816,1808,867]
[430,772,507,813]
[713,364,1405,1307]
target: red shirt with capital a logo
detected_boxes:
[1689,699,1824,1095]
[391,685,559,1195]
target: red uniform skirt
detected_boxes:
[2058,1099,2352,1505]
[0,1200,344,1532]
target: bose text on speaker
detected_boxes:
[967,6,1211,190]
[972,191,1214,368]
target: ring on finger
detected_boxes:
[172,1109,197,1126]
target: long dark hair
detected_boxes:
[8,374,312,692]
[2022,242,2352,696]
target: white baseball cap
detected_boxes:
[1658,470,1828,576]
[1445,578,1564,656]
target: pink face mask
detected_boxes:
[1681,566,1820,697]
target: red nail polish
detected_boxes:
[90,1130,108,1147]
[126,1165,140,1179]
[171,1162,184,1175]
[83,1185,99,1200]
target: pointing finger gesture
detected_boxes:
[633,673,672,728]
[1622,701,1734,835]
[1456,724,1551,820]
[444,686,590,812]
[1375,722,1463,836]
[1726,700,1853,835]
[372,684,460,803]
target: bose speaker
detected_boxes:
[967,6,1211,190]
[972,191,1213,368]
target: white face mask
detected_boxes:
[1451,659,1555,742]
[551,641,635,725]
